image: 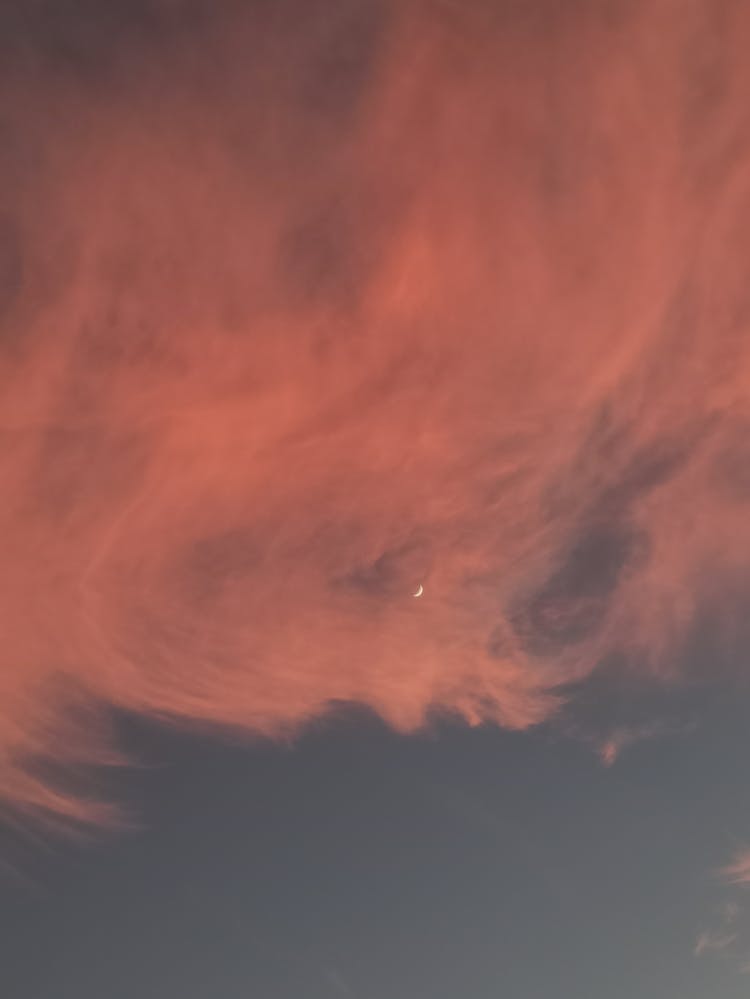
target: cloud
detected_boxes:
[594,718,697,766]
[722,851,750,886]
[695,895,745,970]
[598,724,670,768]
[694,929,738,958]
[2,0,750,821]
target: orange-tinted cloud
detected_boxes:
[2,0,750,821]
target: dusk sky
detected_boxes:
[3,1,750,996]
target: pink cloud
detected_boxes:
[1,1,750,822]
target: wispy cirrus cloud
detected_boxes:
[693,850,750,976]
[2,0,750,822]
[597,720,697,767]
[694,928,738,959]
[721,851,750,886]
[696,892,747,970]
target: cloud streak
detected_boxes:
[2,0,750,821]
[694,929,738,958]
[722,852,750,886]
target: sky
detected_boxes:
[2,0,750,995]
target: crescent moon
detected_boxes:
[413,584,424,598]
